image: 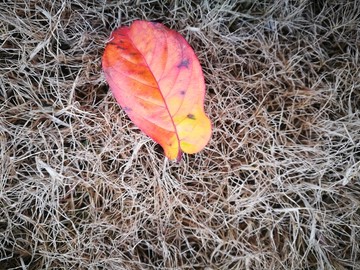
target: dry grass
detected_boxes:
[1,0,360,269]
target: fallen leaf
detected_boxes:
[102,20,211,161]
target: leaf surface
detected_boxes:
[102,20,211,161]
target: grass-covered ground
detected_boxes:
[1,0,359,269]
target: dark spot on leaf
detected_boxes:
[187,114,195,120]
[180,90,186,95]
[177,59,189,69]
[116,45,126,50]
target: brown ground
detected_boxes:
[1,1,359,269]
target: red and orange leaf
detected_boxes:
[102,20,211,161]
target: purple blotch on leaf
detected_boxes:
[177,59,190,69]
